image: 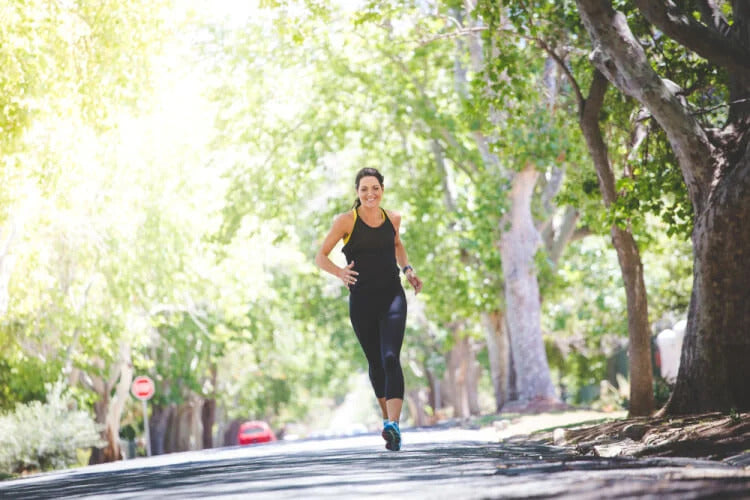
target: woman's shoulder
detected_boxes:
[333,209,356,228]
[384,209,401,224]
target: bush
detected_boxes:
[0,381,103,475]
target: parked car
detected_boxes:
[237,420,277,445]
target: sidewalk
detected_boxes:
[481,409,628,441]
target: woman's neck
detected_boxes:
[358,205,383,224]
[358,205,381,215]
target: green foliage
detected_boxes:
[729,407,740,424]
[0,381,102,475]
[546,336,606,402]
[641,224,693,318]
[653,376,672,409]
[0,0,708,438]
[0,356,61,411]
[544,236,627,334]
[622,131,693,238]
[0,0,167,156]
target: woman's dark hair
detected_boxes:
[352,168,384,209]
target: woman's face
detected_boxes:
[357,176,383,209]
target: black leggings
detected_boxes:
[349,286,407,400]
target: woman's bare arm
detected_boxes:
[390,211,423,294]
[315,212,358,287]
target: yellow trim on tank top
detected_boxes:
[343,207,386,245]
[343,208,357,245]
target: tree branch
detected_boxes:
[431,140,458,212]
[696,0,731,35]
[535,38,585,109]
[547,206,580,265]
[633,0,750,81]
[417,26,486,47]
[576,0,715,213]
[580,68,617,206]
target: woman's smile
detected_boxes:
[357,176,383,207]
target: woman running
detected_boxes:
[315,167,423,451]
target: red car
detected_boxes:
[238,421,277,445]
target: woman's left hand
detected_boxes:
[406,270,423,295]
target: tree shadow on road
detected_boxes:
[1,439,748,499]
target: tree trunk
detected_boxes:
[466,337,481,416]
[165,404,179,453]
[578,69,654,416]
[481,310,509,411]
[444,331,465,418]
[405,388,432,427]
[105,349,133,457]
[223,419,242,447]
[202,398,216,449]
[201,363,218,449]
[89,394,112,464]
[498,164,558,402]
[507,342,519,402]
[190,395,202,450]
[426,367,441,414]
[612,226,654,415]
[576,0,750,413]
[442,323,481,418]
[668,160,750,412]
[171,401,198,452]
[88,343,132,464]
[454,6,520,414]
[149,405,164,456]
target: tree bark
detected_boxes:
[88,343,132,464]
[611,226,654,415]
[444,327,467,418]
[89,393,112,464]
[405,388,432,426]
[669,157,750,412]
[150,404,174,455]
[481,310,509,411]
[466,337,481,416]
[202,398,216,449]
[499,164,558,402]
[442,323,482,418]
[576,0,750,413]
[426,367,441,414]
[578,69,654,416]
[223,419,241,447]
[541,206,580,265]
[632,0,750,81]
[171,400,200,452]
[190,396,202,450]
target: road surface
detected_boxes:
[1,427,749,499]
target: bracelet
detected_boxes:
[402,265,413,274]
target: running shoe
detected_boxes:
[382,421,401,451]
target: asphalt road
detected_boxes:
[1,428,749,499]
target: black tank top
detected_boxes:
[342,208,400,292]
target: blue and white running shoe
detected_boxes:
[382,421,401,451]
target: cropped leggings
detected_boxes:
[349,285,407,400]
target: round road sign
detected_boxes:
[131,375,155,401]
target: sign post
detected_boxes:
[131,375,155,457]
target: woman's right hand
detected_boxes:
[338,261,358,287]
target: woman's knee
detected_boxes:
[383,352,400,371]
